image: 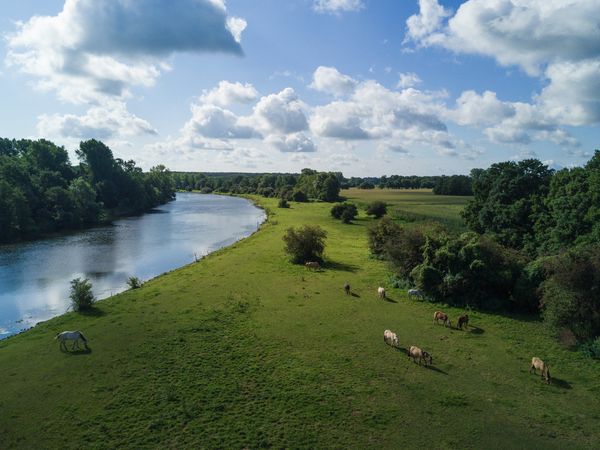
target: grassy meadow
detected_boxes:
[1,190,599,449]
[343,187,471,231]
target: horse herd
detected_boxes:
[52,271,552,385]
[348,281,552,384]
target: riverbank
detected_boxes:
[0,193,264,338]
[1,193,599,449]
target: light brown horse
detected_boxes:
[408,346,432,366]
[377,286,386,299]
[530,357,551,384]
[433,311,451,327]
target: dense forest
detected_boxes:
[172,171,473,197]
[0,138,175,243]
[369,152,600,347]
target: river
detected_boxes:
[0,193,265,338]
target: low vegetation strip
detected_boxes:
[1,193,599,449]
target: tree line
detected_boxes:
[0,138,175,243]
[172,171,473,197]
[344,174,472,195]
[369,152,600,350]
[172,168,342,202]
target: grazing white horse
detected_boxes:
[408,289,424,299]
[383,329,399,348]
[378,287,386,299]
[530,357,551,384]
[55,331,89,351]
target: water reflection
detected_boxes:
[0,193,265,338]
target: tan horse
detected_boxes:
[377,286,386,299]
[433,311,451,327]
[530,357,551,384]
[408,346,432,366]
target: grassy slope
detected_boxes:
[1,191,599,449]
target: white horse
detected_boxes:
[408,289,424,299]
[383,329,399,348]
[378,287,386,299]
[55,330,89,351]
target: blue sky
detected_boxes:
[0,0,598,176]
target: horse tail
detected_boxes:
[55,332,61,340]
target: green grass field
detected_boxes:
[1,190,599,449]
[343,188,471,230]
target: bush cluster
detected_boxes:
[282,225,327,264]
[365,201,387,219]
[331,203,358,223]
[69,278,95,311]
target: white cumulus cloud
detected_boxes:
[199,81,258,107]
[6,0,246,140]
[310,66,357,97]
[404,0,600,127]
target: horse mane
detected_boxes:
[77,331,87,342]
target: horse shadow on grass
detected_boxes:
[466,325,485,335]
[382,296,398,303]
[424,364,448,375]
[551,377,572,390]
[62,347,92,356]
[350,292,361,298]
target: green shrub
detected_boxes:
[366,201,387,218]
[282,225,327,264]
[541,246,600,341]
[513,257,549,312]
[291,190,308,202]
[579,337,600,359]
[331,202,358,223]
[127,276,143,289]
[411,264,443,297]
[278,198,290,208]
[384,226,427,279]
[341,205,358,223]
[388,275,411,289]
[69,278,95,311]
[331,203,346,219]
[367,216,402,256]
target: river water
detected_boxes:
[0,193,265,338]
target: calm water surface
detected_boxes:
[0,193,265,338]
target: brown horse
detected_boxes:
[457,314,469,330]
[344,282,350,295]
[433,311,451,327]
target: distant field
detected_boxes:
[343,188,470,230]
[1,194,599,449]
